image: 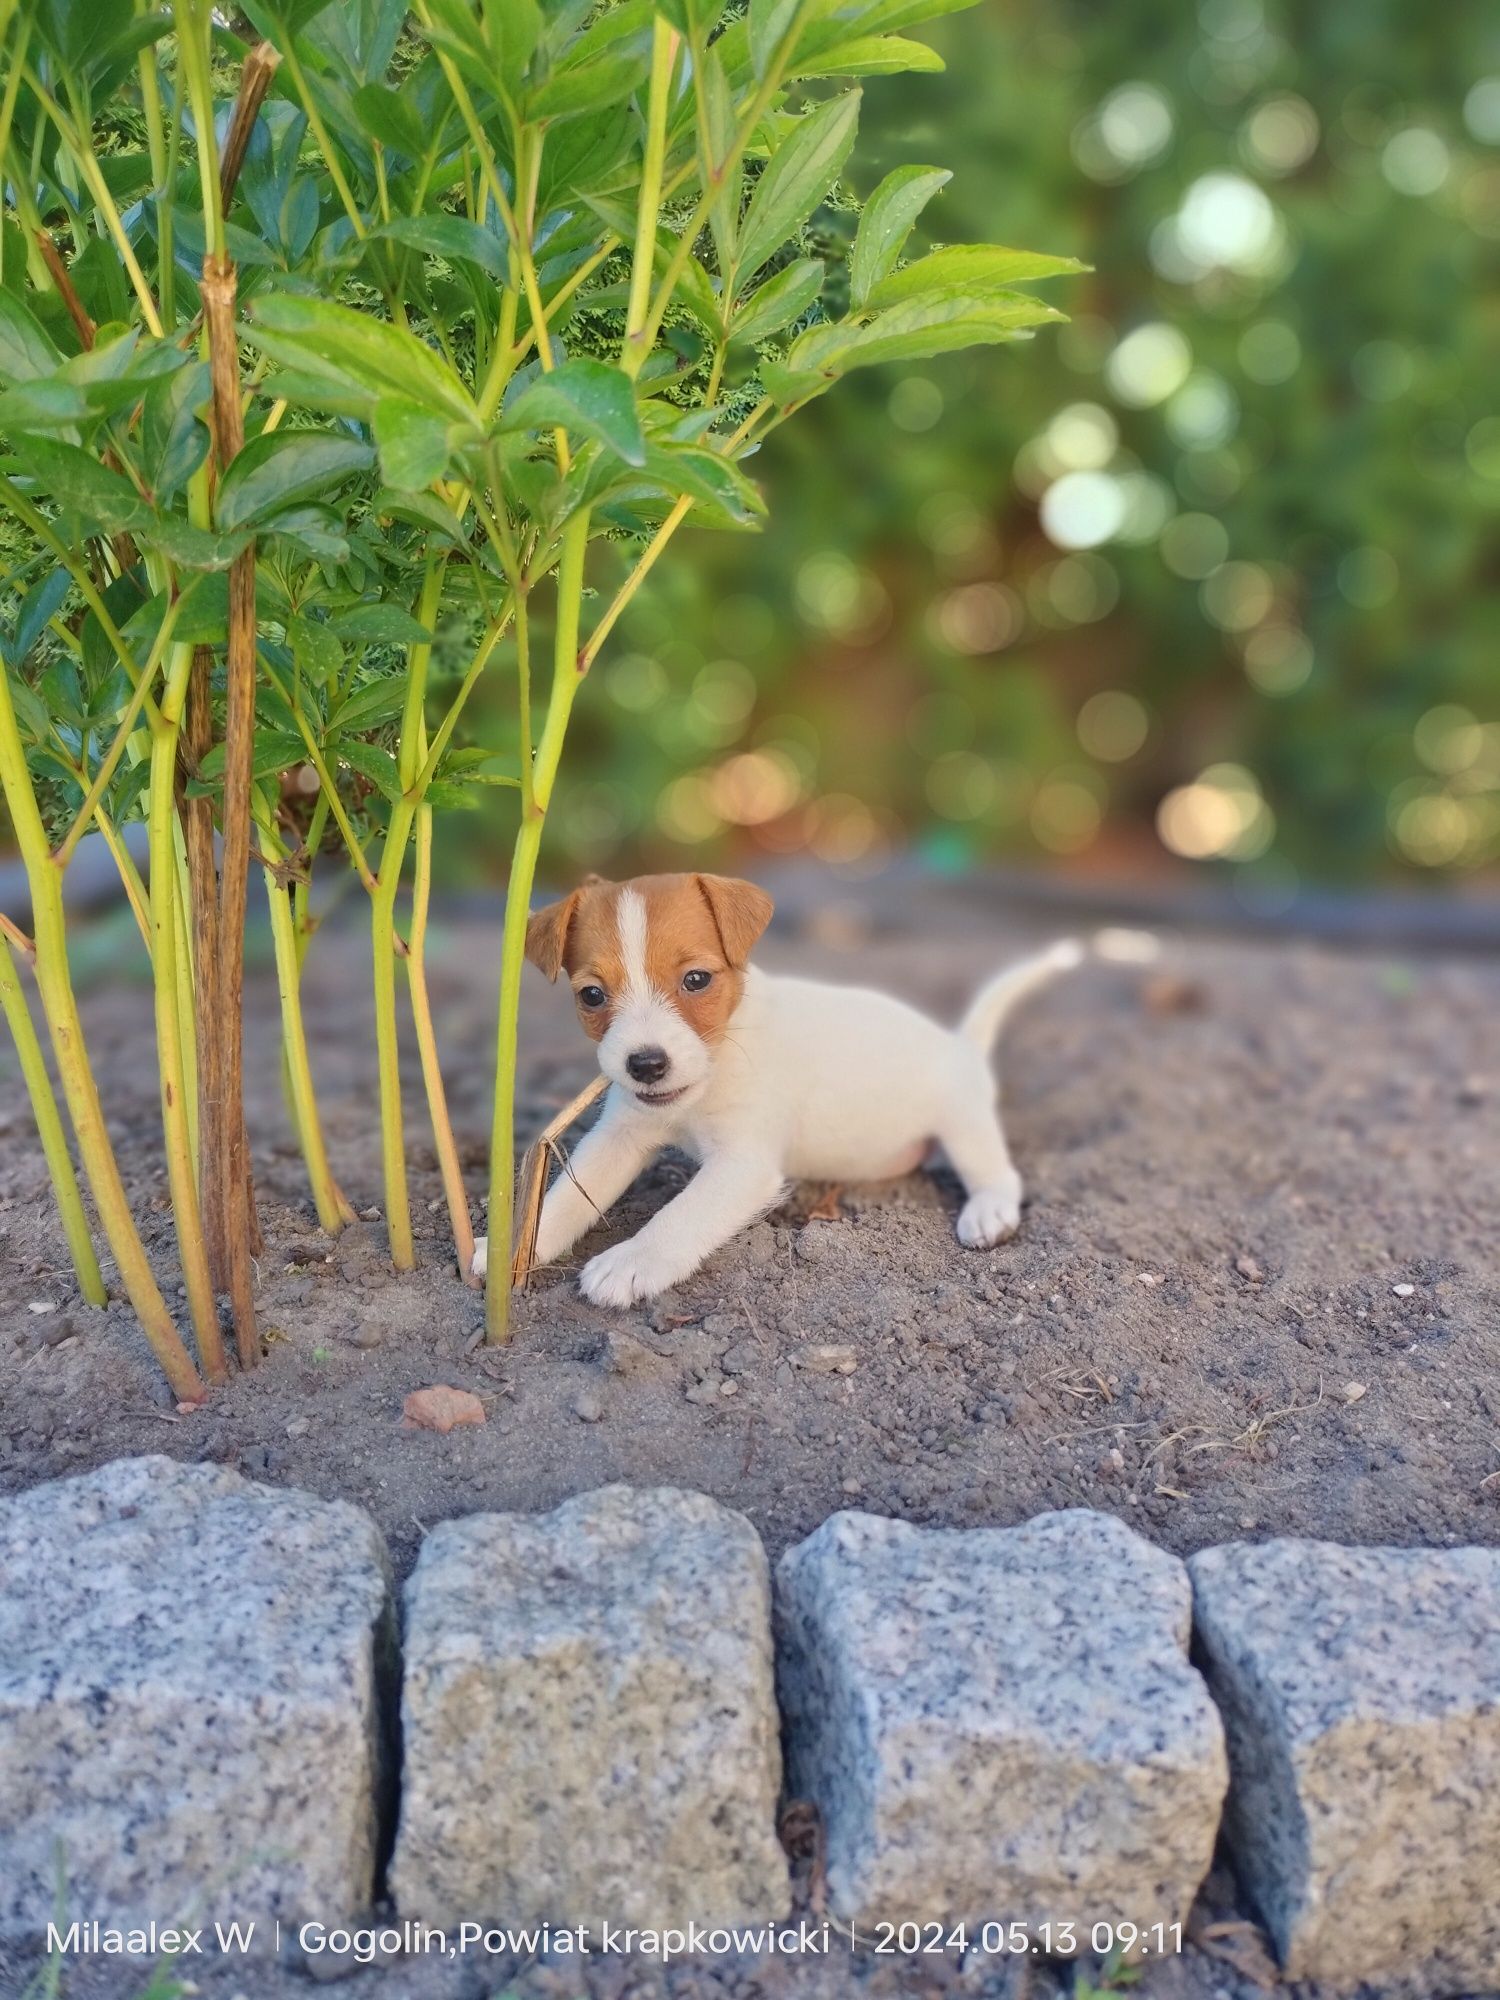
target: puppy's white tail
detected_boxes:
[959,938,1086,1054]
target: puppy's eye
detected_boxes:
[682,969,712,994]
[578,984,607,1010]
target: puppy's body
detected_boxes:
[474,873,1079,1309]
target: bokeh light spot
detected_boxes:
[934,582,1021,653]
[1159,510,1230,578]
[1040,470,1126,548]
[1169,173,1283,278]
[1465,417,1500,478]
[709,749,803,825]
[1099,82,1175,166]
[1414,705,1482,774]
[1243,94,1319,174]
[1078,690,1149,760]
[889,375,945,432]
[1032,776,1104,853]
[657,773,721,842]
[1465,77,1500,144]
[606,652,667,712]
[1106,322,1193,406]
[1158,763,1274,860]
[926,751,998,819]
[1351,339,1415,401]
[1201,559,1275,630]
[1166,371,1239,448]
[1242,625,1313,694]
[1337,546,1398,608]
[794,552,890,640]
[1382,127,1451,195]
[1238,320,1301,383]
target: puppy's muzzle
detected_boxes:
[626,1046,670,1085]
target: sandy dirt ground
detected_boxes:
[2,873,1498,2000]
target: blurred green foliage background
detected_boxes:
[538,0,1499,899]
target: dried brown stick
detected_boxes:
[509,1074,607,1291]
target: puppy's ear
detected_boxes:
[694,874,774,967]
[525,890,582,981]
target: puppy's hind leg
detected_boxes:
[937,1094,1024,1249]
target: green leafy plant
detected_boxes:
[0,0,1076,1369]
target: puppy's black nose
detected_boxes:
[627,1046,670,1084]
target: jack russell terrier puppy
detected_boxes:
[472,872,1081,1309]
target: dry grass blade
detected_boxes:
[509,1074,607,1290]
[1185,1380,1325,1457]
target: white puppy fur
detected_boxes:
[473,873,1083,1311]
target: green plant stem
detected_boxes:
[581,495,693,671]
[277,37,367,240]
[149,642,225,1380]
[486,507,591,1341]
[0,663,203,1400]
[93,803,152,947]
[53,596,179,867]
[257,815,354,1235]
[411,601,515,794]
[260,659,380,895]
[370,562,445,1268]
[0,934,106,1305]
[622,17,679,380]
[407,799,475,1279]
[23,63,164,335]
[175,0,225,261]
[171,848,200,1176]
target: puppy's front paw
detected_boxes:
[957,1180,1021,1249]
[470,1234,488,1279]
[579,1237,674,1309]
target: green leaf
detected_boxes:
[331,675,406,731]
[171,573,231,645]
[528,49,650,121]
[331,737,403,800]
[372,488,469,545]
[749,0,801,80]
[0,291,65,386]
[0,380,94,430]
[216,432,374,532]
[248,294,478,425]
[737,91,861,280]
[850,165,951,306]
[367,215,509,280]
[287,611,343,686]
[865,242,1088,309]
[499,359,646,467]
[238,0,338,37]
[422,777,484,810]
[646,443,767,526]
[331,603,434,646]
[350,81,428,158]
[793,34,945,76]
[731,258,824,344]
[141,359,211,503]
[373,398,455,491]
[2,569,71,669]
[189,731,305,793]
[771,291,1062,404]
[7,437,151,533]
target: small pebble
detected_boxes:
[1393,1282,1415,1297]
[572,1390,604,1424]
[285,1417,312,1439]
